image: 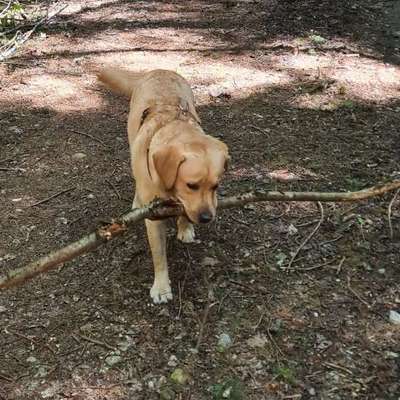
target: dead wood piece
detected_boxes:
[1,180,400,290]
[388,189,399,239]
[28,187,75,207]
[69,129,107,147]
[0,4,67,62]
[284,202,324,272]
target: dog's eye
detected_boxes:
[187,183,199,191]
[211,184,219,191]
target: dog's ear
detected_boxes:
[218,141,230,172]
[152,145,185,190]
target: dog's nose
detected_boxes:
[198,211,213,224]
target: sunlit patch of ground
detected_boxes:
[275,53,400,108]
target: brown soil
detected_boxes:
[1,1,400,399]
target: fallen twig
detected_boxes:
[347,276,371,308]
[295,257,337,272]
[0,0,12,19]
[0,4,67,62]
[106,179,121,200]
[195,276,217,351]
[388,189,399,239]
[0,373,13,383]
[248,124,270,135]
[285,202,324,272]
[1,180,400,289]
[323,361,353,375]
[74,333,116,352]
[69,129,108,148]
[336,256,346,275]
[0,167,25,172]
[28,187,75,207]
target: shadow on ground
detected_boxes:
[1,76,399,399]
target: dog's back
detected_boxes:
[98,68,199,137]
[98,68,194,104]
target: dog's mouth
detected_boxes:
[183,213,196,224]
[183,210,215,225]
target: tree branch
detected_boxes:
[0,4,67,62]
[1,180,399,290]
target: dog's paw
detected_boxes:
[150,282,173,304]
[177,224,195,243]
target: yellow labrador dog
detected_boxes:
[97,68,229,303]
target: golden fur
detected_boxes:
[97,67,229,303]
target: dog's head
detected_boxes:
[152,135,229,224]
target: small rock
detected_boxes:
[310,34,327,45]
[80,322,93,331]
[160,387,175,400]
[36,366,48,378]
[217,333,233,352]
[26,356,38,363]
[105,354,122,367]
[389,310,400,325]
[118,336,134,352]
[170,368,190,385]
[254,361,263,370]
[9,126,23,134]
[384,351,399,359]
[378,268,386,274]
[87,193,95,199]
[247,334,268,348]
[168,355,178,367]
[208,86,231,99]
[287,224,298,236]
[222,386,232,398]
[0,306,6,313]
[308,387,316,396]
[41,383,60,399]
[269,319,283,334]
[315,334,332,351]
[71,152,87,160]
[147,379,156,390]
[201,257,219,267]
[158,308,170,317]
[127,378,142,392]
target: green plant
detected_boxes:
[0,1,25,30]
[273,365,296,385]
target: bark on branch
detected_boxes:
[1,180,399,290]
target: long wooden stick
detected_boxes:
[1,180,399,290]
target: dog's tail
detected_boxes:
[96,67,143,97]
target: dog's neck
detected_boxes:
[139,99,199,129]
[140,100,200,184]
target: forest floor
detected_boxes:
[1,1,400,399]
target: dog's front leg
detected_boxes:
[145,219,173,304]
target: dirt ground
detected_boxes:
[1,1,400,399]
